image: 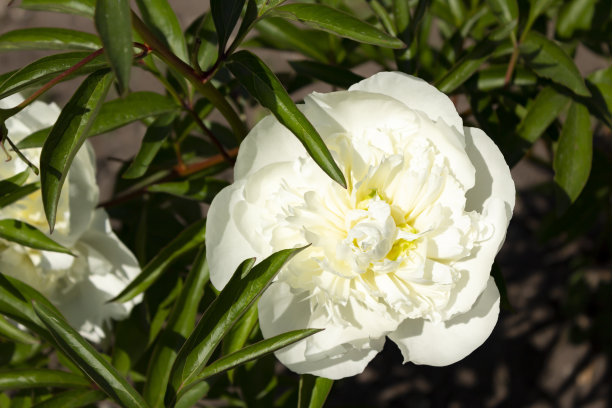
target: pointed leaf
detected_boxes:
[32,301,148,408]
[0,370,89,391]
[553,102,592,203]
[40,69,113,232]
[298,375,334,408]
[436,40,497,93]
[147,176,228,202]
[0,28,101,51]
[486,0,518,25]
[169,247,305,399]
[557,0,597,38]
[94,0,132,94]
[526,0,556,32]
[0,274,60,339]
[0,169,31,198]
[0,315,38,344]
[111,218,207,303]
[270,4,405,48]
[31,389,106,408]
[0,219,72,254]
[123,113,175,179]
[136,0,188,62]
[0,183,40,209]
[182,328,321,395]
[143,247,209,408]
[517,86,569,144]
[0,52,107,99]
[18,92,179,149]
[520,32,590,97]
[227,50,346,188]
[20,0,95,17]
[211,0,246,54]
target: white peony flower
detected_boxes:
[0,94,141,343]
[206,72,515,379]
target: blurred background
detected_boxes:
[1,0,611,406]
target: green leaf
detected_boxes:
[181,328,321,396]
[211,0,246,54]
[0,169,30,197]
[94,0,133,95]
[173,382,209,408]
[298,375,334,408]
[32,301,148,408]
[254,18,330,63]
[0,220,72,254]
[111,218,207,303]
[517,86,569,144]
[143,247,209,408]
[169,247,305,400]
[270,4,405,48]
[221,305,258,368]
[0,52,107,100]
[193,13,219,72]
[486,0,518,25]
[123,113,175,179]
[289,60,364,89]
[40,69,113,232]
[556,0,597,38]
[226,50,346,188]
[553,101,592,203]
[0,28,101,51]
[31,389,106,408]
[19,92,178,149]
[20,0,95,17]
[255,0,284,15]
[0,182,40,209]
[520,32,590,97]
[0,274,60,339]
[436,40,498,93]
[0,369,89,391]
[147,176,228,202]
[475,64,536,90]
[525,0,556,32]
[147,279,184,348]
[0,315,38,344]
[136,0,188,62]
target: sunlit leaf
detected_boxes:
[40,69,113,232]
[136,0,188,62]
[298,375,334,408]
[227,50,346,188]
[0,370,89,391]
[270,3,405,48]
[0,219,72,254]
[94,0,132,95]
[520,31,590,97]
[0,28,101,51]
[20,0,95,17]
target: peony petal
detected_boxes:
[205,182,263,290]
[441,128,515,317]
[389,276,499,366]
[348,72,464,134]
[64,142,99,246]
[234,115,307,181]
[258,281,385,379]
[79,210,140,282]
[464,127,515,217]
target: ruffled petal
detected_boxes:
[389,276,499,366]
[442,128,515,316]
[348,72,464,133]
[464,127,515,216]
[206,182,263,290]
[258,281,385,379]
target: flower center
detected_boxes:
[337,194,421,274]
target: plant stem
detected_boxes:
[131,11,247,140]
